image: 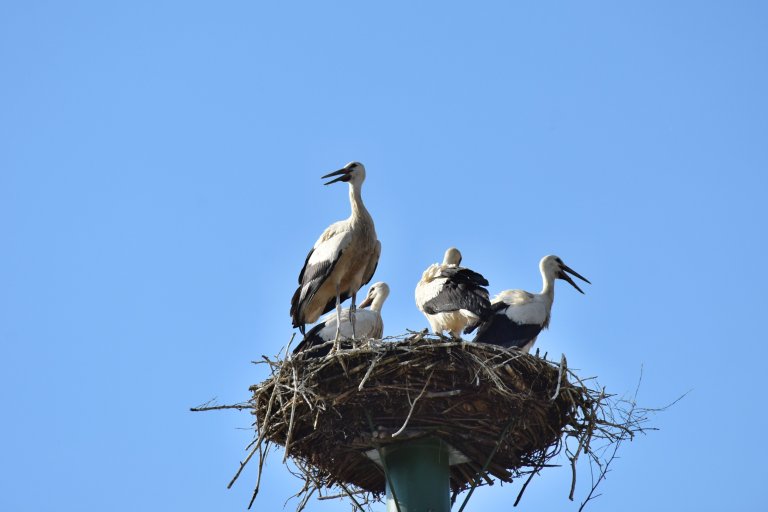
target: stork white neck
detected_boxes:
[348,180,372,225]
[360,282,389,314]
[539,263,557,301]
[369,293,387,313]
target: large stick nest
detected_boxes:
[257,335,579,494]
[196,333,652,510]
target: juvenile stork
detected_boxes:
[290,162,381,347]
[293,282,390,357]
[471,255,590,353]
[415,247,491,338]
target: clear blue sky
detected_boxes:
[2,2,766,510]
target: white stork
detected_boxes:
[470,255,590,353]
[415,247,491,338]
[290,162,381,347]
[293,282,390,357]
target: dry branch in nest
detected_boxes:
[193,333,655,510]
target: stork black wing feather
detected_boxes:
[473,311,543,348]
[293,320,354,357]
[422,267,491,317]
[438,266,489,287]
[290,247,317,321]
[292,320,332,356]
[295,247,314,285]
[463,301,508,334]
[290,254,341,329]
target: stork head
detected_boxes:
[321,161,366,186]
[358,281,390,311]
[443,247,462,266]
[540,255,591,294]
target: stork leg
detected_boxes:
[333,284,343,351]
[349,292,357,340]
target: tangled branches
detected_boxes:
[193,333,657,510]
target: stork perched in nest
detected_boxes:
[415,247,491,338]
[470,255,590,353]
[293,282,390,357]
[290,162,381,348]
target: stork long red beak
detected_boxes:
[558,264,591,294]
[321,167,353,185]
[358,295,373,309]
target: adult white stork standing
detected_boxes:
[470,255,590,353]
[415,247,491,338]
[293,282,390,357]
[290,162,381,348]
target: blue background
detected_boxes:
[2,1,766,510]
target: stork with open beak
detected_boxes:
[415,247,491,338]
[293,282,390,357]
[290,162,381,350]
[470,255,590,353]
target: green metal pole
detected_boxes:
[383,438,450,512]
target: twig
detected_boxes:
[247,441,270,509]
[227,347,288,489]
[283,332,296,359]
[336,481,367,512]
[190,402,253,412]
[578,431,621,511]
[317,490,370,501]
[392,369,433,437]
[358,354,381,391]
[228,442,260,490]
[569,388,605,500]
[551,354,566,401]
[457,417,516,512]
[294,487,315,512]
[425,390,462,398]
[283,363,301,463]
[513,464,542,507]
